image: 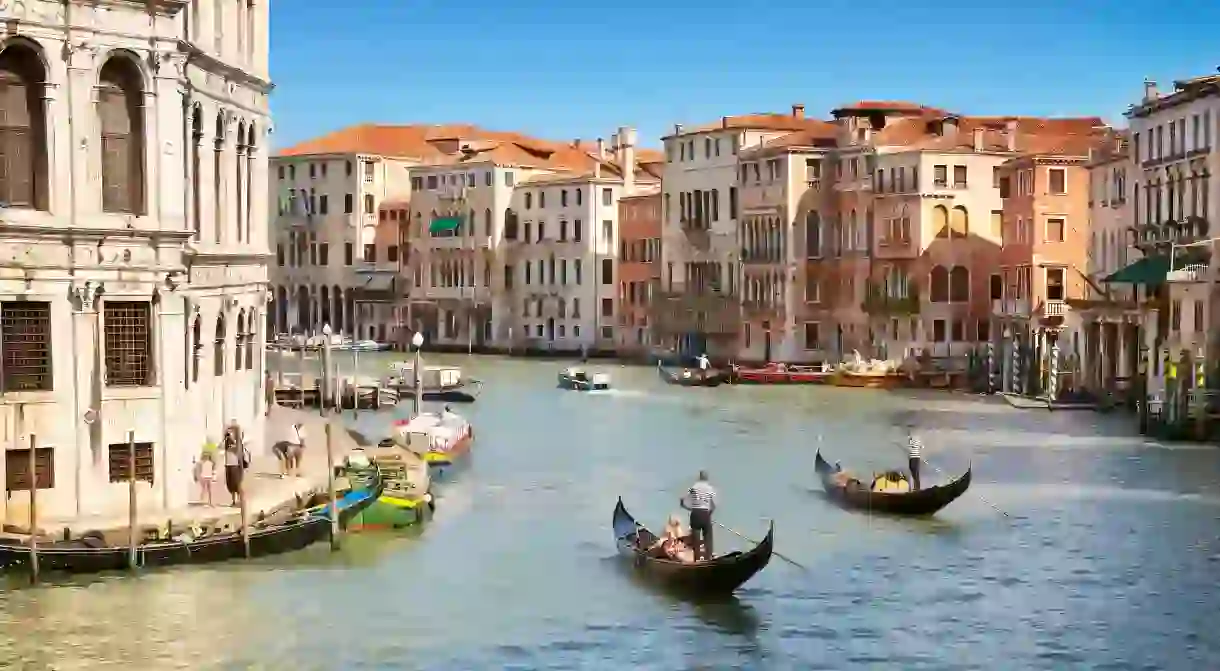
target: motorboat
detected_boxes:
[558,367,611,391]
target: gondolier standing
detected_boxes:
[680,470,716,561]
[907,434,923,491]
[696,353,710,374]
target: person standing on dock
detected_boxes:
[907,434,924,491]
[264,371,276,416]
[680,470,717,561]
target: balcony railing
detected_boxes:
[1041,299,1067,318]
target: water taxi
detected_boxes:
[558,367,611,391]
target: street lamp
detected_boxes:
[321,323,333,412]
[411,330,425,416]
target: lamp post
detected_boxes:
[1048,333,1061,402]
[321,323,333,412]
[985,339,996,395]
[411,330,425,416]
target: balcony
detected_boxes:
[861,282,920,315]
[436,185,468,204]
[996,297,1032,316]
[1040,299,1066,318]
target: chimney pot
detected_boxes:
[674,124,684,135]
[792,104,805,119]
[1005,120,1018,152]
[1143,78,1158,102]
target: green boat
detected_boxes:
[346,447,434,531]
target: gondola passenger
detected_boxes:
[650,515,695,563]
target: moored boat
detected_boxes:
[0,469,384,576]
[831,370,906,389]
[657,362,727,388]
[384,363,481,403]
[344,448,434,530]
[731,362,834,385]
[392,410,474,468]
[612,498,773,596]
[558,367,611,391]
[813,450,971,516]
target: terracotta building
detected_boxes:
[996,137,1104,394]
[616,191,663,357]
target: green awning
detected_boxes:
[1103,249,1209,285]
[429,216,461,234]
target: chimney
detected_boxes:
[674,124,684,135]
[619,126,637,196]
[1005,119,1018,151]
[942,116,959,136]
[791,103,805,119]
[972,126,985,152]
[572,138,581,148]
[1143,79,1158,102]
[610,132,621,166]
[594,138,604,178]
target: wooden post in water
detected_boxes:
[126,429,139,570]
[324,421,340,550]
[26,432,39,584]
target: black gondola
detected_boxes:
[0,468,384,576]
[612,498,773,596]
[657,362,727,388]
[421,388,478,403]
[813,450,971,516]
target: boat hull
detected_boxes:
[731,366,833,385]
[831,371,905,389]
[658,364,727,388]
[612,498,773,597]
[349,494,434,530]
[424,431,474,468]
[813,450,971,516]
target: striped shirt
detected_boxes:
[907,435,923,460]
[687,480,717,510]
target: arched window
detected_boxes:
[235,119,245,242]
[214,312,226,377]
[332,285,343,333]
[950,205,969,238]
[467,209,475,236]
[320,285,330,326]
[363,193,374,214]
[949,266,970,302]
[929,265,950,302]
[0,41,49,210]
[524,192,532,209]
[245,310,256,371]
[214,112,225,243]
[235,310,246,371]
[245,123,256,243]
[484,208,492,237]
[190,105,203,237]
[933,205,950,238]
[191,315,202,384]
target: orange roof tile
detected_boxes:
[665,113,833,139]
[739,127,838,157]
[831,101,949,117]
[276,123,660,177]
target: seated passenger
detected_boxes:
[651,515,696,563]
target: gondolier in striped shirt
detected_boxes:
[680,470,716,561]
[907,434,923,491]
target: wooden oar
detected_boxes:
[712,520,806,570]
[901,434,1009,519]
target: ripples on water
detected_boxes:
[3,356,1220,670]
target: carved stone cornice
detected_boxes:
[70,280,105,311]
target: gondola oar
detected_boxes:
[713,520,805,570]
[901,435,1008,519]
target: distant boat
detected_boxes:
[384,363,480,403]
[558,367,611,391]
[339,340,391,352]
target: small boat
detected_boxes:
[0,470,384,576]
[345,340,392,352]
[612,498,773,596]
[558,367,611,391]
[831,370,906,389]
[813,450,971,516]
[392,410,474,469]
[658,362,726,388]
[344,448,434,530]
[385,363,481,403]
[731,363,834,385]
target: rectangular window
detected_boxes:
[363,244,376,263]
[601,258,613,284]
[803,322,820,349]
[319,194,329,214]
[933,319,946,342]
[387,245,399,263]
[1,301,53,391]
[1045,217,1065,243]
[345,243,354,265]
[1048,168,1066,195]
[602,188,613,206]
[953,165,967,187]
[108,441,155,483]
[344,194,353,214]
[601,298,613,317]
[319,243,329,266]
[933,165,947,187]
[103,301,153,387]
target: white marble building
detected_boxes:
[0,0,271,523]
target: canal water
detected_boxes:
[2,354,1220,670]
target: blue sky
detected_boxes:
[269,0,1219,151]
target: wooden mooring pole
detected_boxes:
[324,421,340,550]
[127,429,139,571]
[26,431,39,585]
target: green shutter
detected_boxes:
[430,216,461,234]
